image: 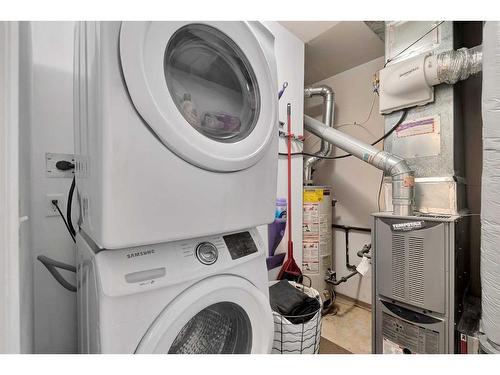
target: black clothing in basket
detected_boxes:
[269,280,321,324]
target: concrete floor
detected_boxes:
[319,295,372,354]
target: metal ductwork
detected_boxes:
[480,21,500,353]
[303,85,334,184]
[304,115,415,216]
[426,45,483,86]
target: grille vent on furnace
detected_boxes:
[391,234,406,300]
[408,236,425,305]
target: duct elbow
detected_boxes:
[372,151,415,216]
[304,85,335,99]
[303,85,335,183]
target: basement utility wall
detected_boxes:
[304,56,385,305]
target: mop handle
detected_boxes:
[287,103,293,257]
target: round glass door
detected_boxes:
[164,24,260,143]
[168,302,252,354]
[134,275,274,354]
[120,22,277,172]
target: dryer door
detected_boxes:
[135,275,273,354]
[119,22,277,172]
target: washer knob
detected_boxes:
[195,242,218,265]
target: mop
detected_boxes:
[278,103,302,281]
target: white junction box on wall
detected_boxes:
[379,53,437,114]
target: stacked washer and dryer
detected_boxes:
[73,22,279,353]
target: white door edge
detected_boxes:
[0,21,21,354]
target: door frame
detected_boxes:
[0,21,21,353]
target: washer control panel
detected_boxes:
[223,231,258,260]
[93,228,264,295]
[195,242,219,265]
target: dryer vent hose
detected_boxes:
[37,255,77,293]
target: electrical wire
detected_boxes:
[67,176,76,237]
[384,21,444,67]
[283,108,408,160]
[52,200,76,243]
[335,93,378,134]
[304,92,378,149]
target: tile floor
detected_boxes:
[319,295,372,354]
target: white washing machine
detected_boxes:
[74,21,278,249]
[76,228,274,353]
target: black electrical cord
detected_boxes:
[280,109,409,160]
[52,200,76,243]
[67,176,76,237]
[39,165,78,293]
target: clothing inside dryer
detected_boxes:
[164,24,260,143]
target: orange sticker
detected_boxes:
[403,176,415,188]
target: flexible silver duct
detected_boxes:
[437,46,483,84]
[303,85,334,184]
[304,115,414,216]
[425,45,483,86]
[481,21,500,350]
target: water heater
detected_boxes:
[302,186,332,294]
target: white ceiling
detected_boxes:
[278,21,340,43]
[279,21,385,84]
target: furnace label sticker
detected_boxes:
[396,116,440,138]
[391,220,425,232]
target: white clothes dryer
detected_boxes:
[76,228,274,353]
[74,22,278,249]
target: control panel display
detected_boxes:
[223,232,258,260]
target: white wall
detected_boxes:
[305,56,385,305]
[28,21,77,353]
[263,22,304,280]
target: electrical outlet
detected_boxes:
[46,193,65,217]
[45,153,75,178]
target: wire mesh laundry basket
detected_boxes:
[270,280,322,354]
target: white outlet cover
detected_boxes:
[46,193,65,217]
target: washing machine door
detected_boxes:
[119,21,277,172]
[135,275,273,354]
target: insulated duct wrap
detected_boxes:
[481,21,500,347]
[437,45,483,84]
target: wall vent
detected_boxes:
[408,236,425,305]
[392,234,406,300]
